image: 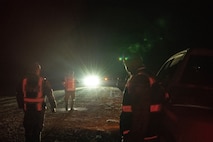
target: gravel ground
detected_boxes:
[0,87,122,142]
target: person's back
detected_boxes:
[120,51,165,142]
[16,62,57,142]
[64,72,75,92]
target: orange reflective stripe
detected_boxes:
[22,77,44,111]
[150,104,162,112]
[37,77,43,98]
[37,104,42,111]
[165,92,169,99]
[23,78,27,111]
[123,130,130,135]
[22,78,27,98]
[149,77,155,86]
[24,98,44,102]
[23,98,44,111]
[144,135,158,140]
[65,77,75,91]
[122,105,132,112]
[36,77,43,111]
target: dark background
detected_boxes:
[1,0,212,95]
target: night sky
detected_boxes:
[1,0,212,94]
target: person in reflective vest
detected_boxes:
[16,62,57,142]
[120,52,165,142]
[64,70,76,111]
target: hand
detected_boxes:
[52,108,56,113]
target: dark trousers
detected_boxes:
[23,110,45,142]
[64,90,75,110]
[121,106,150,142]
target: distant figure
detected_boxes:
[16,62,57,142]
[119,51,165,142]
[64,70,76,111]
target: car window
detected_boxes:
[157,60,172,79]
[180,55,213,86]
[157,54,184,85]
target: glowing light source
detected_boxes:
[118,57,128,61]
[83,75,100,87]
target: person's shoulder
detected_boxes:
[141,68,155,77]
[137,68,151,76]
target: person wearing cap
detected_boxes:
[16,62,57,142]
[119,51,164,142]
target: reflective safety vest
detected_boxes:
[22,77,44,111]
[65,76,75,91]
[121,72,162,135]
[122,73,159,113]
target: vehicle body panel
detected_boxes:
[156,48,213,142]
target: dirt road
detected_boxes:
[0,87,122,142]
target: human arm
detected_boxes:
[43,78,57,112]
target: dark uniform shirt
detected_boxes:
[120,67,165,141]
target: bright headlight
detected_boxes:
[83,75,100,87]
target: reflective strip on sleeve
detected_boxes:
[123,130,130,135]
[122,105,132,112]
[150,104,162,112]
